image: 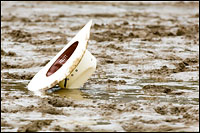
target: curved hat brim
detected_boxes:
[28,20,93,92]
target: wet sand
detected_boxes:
[1,1,199,132]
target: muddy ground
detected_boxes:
[1,1,199,132]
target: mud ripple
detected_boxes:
[2,72,34,80]
[17,120,53,132]
[1,49,17,57]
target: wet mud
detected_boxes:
[1,1,199,132]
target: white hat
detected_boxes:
[28,20,96,93]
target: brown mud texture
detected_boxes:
[1,1,199,132]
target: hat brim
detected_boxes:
[28,20,93,92]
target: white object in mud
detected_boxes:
[28,20,96,92]
[59,50,96,89]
